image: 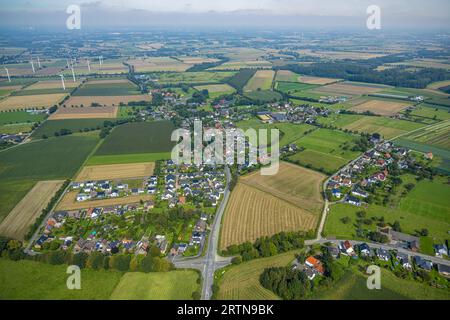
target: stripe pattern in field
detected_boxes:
[220,183,318,250]
[75,162,155,181]
[0,180,64,240]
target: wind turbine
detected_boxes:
[99,55,103,68]
[59,74,66,90]
[70,64,76,82]
[31,60,35,73]
[87,59,91,72]
[4,67,10,82]
[37,56,41,68]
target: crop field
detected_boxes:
[57,191,154,210]
[0,123,33,134]
[0,259,123,300]
[63,95,151,107]
[210,60,272,70]
[63,60,128,75]
[0,93,67,111]
[275,81,318,93]
[31,118,110,138]
[350,99,410,116]
[240,162,325,213]
[0,180,64,239]
[156,71,236,85]
[406,104,450,121]
[399,120,450,149]
[193,84,235,98]
[296,49,386,60]
[48,106,118,119]
[0,135,98,221]
[177,56,220,64]
[128,57,191,72]
[244,70,275,92]
[217,250,301,300]
[220,182,318,250]
[24,80,80,90]
[244,90,282,102]
[75,162,155,181]
[313,81,388,96]
[324,192,450,242]
[289,128,361,172]
[343,116,425,139]
[95,121,176,155]
[86,152,172,165]
[110,270,199,300]
[73,80,140,96]
[275,70,301,82]
[0,86,21,96]
[298,75,340,85]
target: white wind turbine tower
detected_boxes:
[66,59,70,69]
[87,59,91,72]
[37,56,41,68]
[70,64,76,82]
[99,55,103,69]
[4,67,10,82]
[59,74,66,90]
[31,60,35,73]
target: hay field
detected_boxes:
[63,95,150,107]
[240,162,325,213]
[220,183,318,250]
[56,191,153,210]
[48,106,118,120]
[350,99,410,116]
[244,70,275,92]
[128,57,191,72]
[0,180,64,239]
[25,80,80,90]
[313,82,388,95]
[75,162,155,181]
[0,93,67,111]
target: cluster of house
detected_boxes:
[0,133,27,145]
[293,239,450,281]
[34,202,155,253]
[73,179,149,202]
[170,212,210,256]
[256,103,329,125]
[160,160,226,207]
[318,96,347,104]
[327,141,412,206]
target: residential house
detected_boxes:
[358,243,371,256]
[434,244,448,257]
[414,256,433,271]
[376,248,390,261]
[396,253,411,269]
[340,240,355,255]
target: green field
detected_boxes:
[87,152,172,165]
[110,270,200,300]
[156,71,236,85]
[217,250,301,300]
[95,121,175,155]
[31,118,110,139]
[0,258,122,299]
[324,177,450,242]
[73,81,140,96]
[288,128,361,173]
[12,88,72,96]
[312,267,449,300]
[397,121,450,150]
[244,90,282,103]
[406,104,450,122]
[194,84,236,98]
[0,110,46,125]
[275,81,318,94]
[0,134,99,221]
[0,123,33,134]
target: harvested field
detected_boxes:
[313,82,388,96]
[85,79,131,85]
[243,70,275,92]
[48,106,118,120]
[63,95,150,107]
[350,99,410,116]
[177,57,220,64]
[75,162,155,181]
[128,57,191,72]
[0,180,64,240]
[220,182,318,250]
[240,162,325,213]
[0,93,67,111]
[298,75,340,85]
[56,191,154,210]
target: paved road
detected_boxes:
[173,166,232,300]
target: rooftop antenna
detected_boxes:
[31,60,35,73]
[70,64,76,82]
[59,74,66,90]
[4,67,11,82]
[37,56,41,68]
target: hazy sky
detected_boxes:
[0,0,449,30]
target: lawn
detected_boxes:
[324,193,450,242]
[87,152,172,165]
[0,258,122,299]
[110,270,200,300]
[0,110,46,125]
[31,118,110,139]
[217,250,301,300]
[94,121,175,155]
